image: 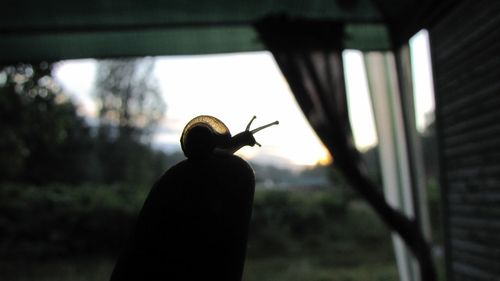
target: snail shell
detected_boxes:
[181,115,231,159]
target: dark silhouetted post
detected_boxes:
[110,115,277,281]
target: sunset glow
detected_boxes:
[55,53,332,168]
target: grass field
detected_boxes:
[0,255,398,281]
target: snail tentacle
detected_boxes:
[250,121,280,134]
[245,116,257,131]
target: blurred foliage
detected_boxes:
[0,184,394,261]
[0,63,95,184]
[0,184,148,257]
[0,256,398,281]
[0,185,399,280]
[94,58,165,141]
[249,189,393,259]
[244,257,398,281]
[92,58,168,184]
[0,257,116,281]
[0,61,169,185]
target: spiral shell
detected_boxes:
[180,115,231,159]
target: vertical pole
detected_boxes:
[395,44,432,243]
[364,51,419,281]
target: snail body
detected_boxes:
[181,115,279,158]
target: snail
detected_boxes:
[181,115,279,159]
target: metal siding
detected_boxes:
[429,0,500,280]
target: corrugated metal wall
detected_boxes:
[429,1,500,280]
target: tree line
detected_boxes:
[0,59,169,186]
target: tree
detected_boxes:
[93,58,167,184]
[94,58,166,141]
[0,59,168,186]
[0,63,95,184]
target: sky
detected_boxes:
[53,30,434,169]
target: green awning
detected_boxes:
[0,0,438,62]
